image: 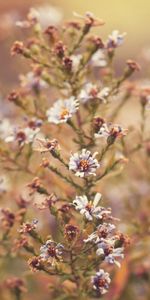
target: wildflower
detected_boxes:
[84,223,115,243]
[46,97,79,124]
[96,241,124,267]
[69,149,99,177]
[5,126,40,146]
[64,224,79,242]
[79,83,110,104]
[40,240,64,264]
[91,49,107,67]
[94,121,127,143]
[73,193,111,221]
[91,269,111,295]
[107,30,126,48]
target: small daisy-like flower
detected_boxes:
[69,149,99,177]
[84,223,115,243]
[91,49,107,67]
[95,121,127,142]
[5,126,40,146]
[46,97,79,124]
[96,241,124,267]
[107,30,126,48]
[40,239,64,265]
[79,83,110,104]
[73,193,110,221]
[91,269,111,295]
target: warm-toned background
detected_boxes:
[0,0,150,89]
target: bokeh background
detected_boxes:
[0,1,150,300]
[0,0,150,90]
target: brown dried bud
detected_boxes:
[62,56,72,72]
[93,117,105,133]
[28,256,42,272]
[28,177,41,190]
[11,41,24,56]
[126,60,141,71]
[16,197,29,209]
[5,277,27,293]
[7,91,20,103]
[140,88,150,106]
[55,41,66,58]
[65,224,79,242]
[44,26,58,43]
[59,204,71,213]
[41,158,50,168]
[1,208,15,229]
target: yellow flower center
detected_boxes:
[60,108,69,119]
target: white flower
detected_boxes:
[91,269,111,295]
[0,119,13,140]
[84,223,116,243]
[73,193,107,221]
[79,83,110,104]
[107,30,126,48]
[91,49,107,67]
[95,123,127,140]
[69,149,100,177]
[5,127,40,146]
[20,72,47,91]
[46,97,79,124]
[96,241,124,267]
[40,239,64,265]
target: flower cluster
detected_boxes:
[1,8,146,300]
